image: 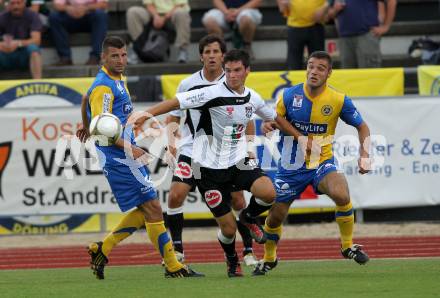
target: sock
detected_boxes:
[243,196,272,219]
[102,209,145,256]
[166,207,184,253]
[335,201,354,250]
[146,221,183,272]
[263,220,282,262]
[236,219,253,255]
[217,230,237,258]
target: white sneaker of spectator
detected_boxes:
[177,48,188,63]
[127,44,140,65]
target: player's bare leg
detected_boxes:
[318,172,369,264]
[167,181,192,260]
[231,191,257,266]
[216,212,243,277]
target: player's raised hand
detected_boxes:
[76,125,90,143]
[261,121,277,135]
[358,156,372,174]
[127,111,149,130]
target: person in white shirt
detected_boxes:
[131,49,302,277]
[164,35,258,267]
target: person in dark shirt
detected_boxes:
[0,0,43,78]
[316,0,396,68]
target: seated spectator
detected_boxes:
[49,0,108,66]
[0,0,42,79]
[0,0,5,11]
[126,0,191,63]
[278,0,326,70]
[202,0,262,59]
[27,0,50,29]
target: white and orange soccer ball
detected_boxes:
[89,113,123,146]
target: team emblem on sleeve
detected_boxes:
[245,106,253,118]
[174,162,193,179]
[321,105,333,116]
[204,190,222,208]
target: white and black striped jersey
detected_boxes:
[169,70,225,157]
[176,82,277,169]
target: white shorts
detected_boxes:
[202,8,262,30]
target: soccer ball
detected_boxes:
[89,113,123,146]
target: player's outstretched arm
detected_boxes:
[356,121,371,174]
[130,98,180,130]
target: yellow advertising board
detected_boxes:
[417,65,440,95]
[161,68,404,100]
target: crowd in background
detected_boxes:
[0,0,398,79]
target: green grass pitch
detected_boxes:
[1,258,439,298]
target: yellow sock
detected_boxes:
[263,221,282,262]
[146,221,183,272]
[335,201,354,250]
[102,209,145,256]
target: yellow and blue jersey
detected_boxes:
[86,67,157,211]
[86,66,133,127]
[276,82,363,170]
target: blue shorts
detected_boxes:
[0,44,40,70]
[274,158,338,203]
[98,145,158,212]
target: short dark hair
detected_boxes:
[223,49,250,68]
[199,34,227,55]
[102,36,126,52]
[307,51,333,69]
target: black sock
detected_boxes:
[218,235,236,258]
[167,212,184,253]
[236,219,253,251]
[243,196,272,218]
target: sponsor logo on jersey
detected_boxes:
[321,105,333,116]
[293,94,303,110]
[292,120,328,134]
[123,102,133,114]
[204,190,222,208]
[226,106,234,116]
[103,93,112,112]
[174,162,192,179]
[245,106,253,118]
[274,178,293,195]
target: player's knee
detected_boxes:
[168,190,186,208]
[221,225,236,239]
[231,193,246,211]
[259,187,276,203]
[332,191,350,206]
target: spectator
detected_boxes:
[316,0,397,68]
[27,0,50,29]
[0,0,42,78]
[0,0,5,11]
[202,0,262,59]
[49,0,108,66]
[277,0,326,70]
[126,0,191,63]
